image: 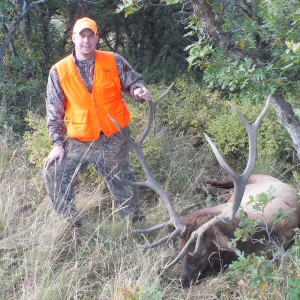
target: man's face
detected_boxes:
[72,28,99,60]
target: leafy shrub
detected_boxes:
[23,112,52,167]
[229,230,300,298]
[154,78,294,172]
[206,100,292,171]
[117,284,163,300]
[227,187,300,297]
[23,113,105,187]
[156,78,222,138]
[0,72,45,134]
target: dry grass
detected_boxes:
[0,130,299,300]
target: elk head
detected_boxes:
[177,216,238,287]
[110,86,271,287]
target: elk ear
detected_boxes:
[212,227,237,253]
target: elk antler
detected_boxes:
[109,83,186,249]
[165,96,271,268]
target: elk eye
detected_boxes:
[201,234,207,241]
[189,250,206,258]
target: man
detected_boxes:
[44,17,152,228]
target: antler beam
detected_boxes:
[109,83,186,249]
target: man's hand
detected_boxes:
[44,145,65,170]
[133,87,152,102]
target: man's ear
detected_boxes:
[72,34,76,43]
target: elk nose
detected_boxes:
[179,276,193,288]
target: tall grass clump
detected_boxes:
[1,127,168,299]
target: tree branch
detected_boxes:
[0,0,48,66]
[191,0,244,60]
[1,18,18,58]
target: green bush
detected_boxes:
[228,217,300,298]
[0,72,45,134]
[154,78,294,172]
[23,112,52,167]
[228,189,300,297]
[156,78,222,137]
[206,100,292,171]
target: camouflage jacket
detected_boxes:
[46,51,146,146]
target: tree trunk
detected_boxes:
[191,0,244,60]
[1,21,18,58]
[270,91,300,161]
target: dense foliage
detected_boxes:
[118,0,300,102]
[186,1,300,103]
[117,0,300,161]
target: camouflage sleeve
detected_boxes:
[114,53,147,101]
[46,66,67,146]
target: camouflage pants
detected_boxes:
[44,127,143,224]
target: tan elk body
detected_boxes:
[178,174,300,287]
[110,88,300,288]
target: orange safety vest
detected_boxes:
[55,50,131,141]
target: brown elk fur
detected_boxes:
[176,174,300,287]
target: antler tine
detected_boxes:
[133,221,170,233]
[109,84,185,249]
[164,232,197,268]
[137,82,174,144]
[137,100,155,146]
[155,82,175,105]
[228,96,270,176]
[164,215,221,268]
[203,133,236,179]
[137,226,184,250]
[188,97,271,257]
[191,216,220,256]
[230,96,271,217]
[254,95,271,128]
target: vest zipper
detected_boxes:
[91,94,103,134]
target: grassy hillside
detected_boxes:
[1,120,299,300]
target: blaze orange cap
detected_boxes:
[73,17,98,35]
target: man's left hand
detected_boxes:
[133,87,152,102]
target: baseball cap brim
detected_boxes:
[73,17,98,35]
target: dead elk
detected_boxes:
[111,90,300,288]
[177,174,299,287]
